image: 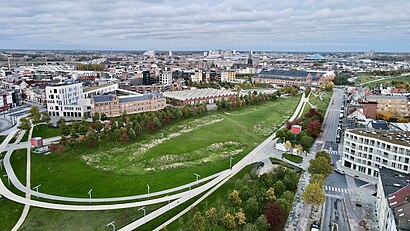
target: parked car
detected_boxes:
[311,221,320,231]
[335,169,345,175]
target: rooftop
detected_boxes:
[347,128,410,147]
[380,168,410,197]
[367,95,408,100]
[162,88,236,101]
[83,84,115,92]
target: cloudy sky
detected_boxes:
[1,0,409,52]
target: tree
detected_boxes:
[119,132,129,143]
[92,113,100,123]
[308,156,333,176]
[153,116,162,129]
[100,113,107,121]
[205,207,218,224]
[306,120,322,137]
[302,183,325,206]
[222,213,237,230]
[41,111,51,123]
[235,209,246,225]
[294,144,303,154]
[18,117,31,131]
[273,180,286,197]
[254,215,270,231]
[189,211,205,231]
[264,202,285,230]
[315,151,331,163]
[128,127,137,140]
[244,197,260,222]
[229,189,242,206]
[310,174,325,186]
[304,86,311,95]
[300,135,314,151]
[325,81,335,91]
[266,187,276,202]
[284,140,292,151]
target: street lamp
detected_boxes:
[138,206,146,222]
[33,184,41,199]
[147,184,150,194]
[88,189,93,203]
[106,221,115,231]
[229,156,234,170]
[194,173,200,185]
[188,186,192,198]
[3,174,10,186]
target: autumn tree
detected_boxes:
[266,187,276,202]
[222,213,237,230]
[315,151,331,163]
[205,207,218,224]
[189,211,206,231]
[264,202,285,231]
[235,209,246,225]
[306,120,322,137]
[308,156,333,176]
[229,190,242,206]
[310,174,325,186]
[325,81,335,91]
[302,183,325,206]
[284,140,292,151]
[294,144,303,154]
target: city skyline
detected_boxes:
[1,0,410,52]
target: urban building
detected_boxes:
[46,83,85,118]
[220,71,236,82]
[252,70,335,86]
[366,95,409,117]
[160,70,173,85]
[163,88,237,106]
[341,129,410,179]
[360,101,378,120]
[91,93,166,117]
[376,168,410,231]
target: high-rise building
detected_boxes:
[160,71,173,85]
[247,51,253,67]
[142,71,151,85]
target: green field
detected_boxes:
[362,76,410,87]
[22,95,300,199]
[32,124,60,139]
[0,149,27,231]
[303,91,331,115]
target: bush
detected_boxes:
[282,153,303,164]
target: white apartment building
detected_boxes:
[160,71,173,85]
[46,83,119,118]
[220,71,236,82]
[46,83,84,118]
[341,129,410,179]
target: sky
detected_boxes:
[1,0,410,52]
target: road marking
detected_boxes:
[359,183,371,188]
[325,186,328,190]
[343,189,348,193]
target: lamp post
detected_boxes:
[194,173,200,185]
[106,221,115,231]
[88,189,93,203]
[138,206,146,222]
[229,156,233,170]
[33,184,41,199]
[188,186,192,198]
[147,184,150,195]
[3,174,9,186]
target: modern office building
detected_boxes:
[341,129,410,179]
[160,70,173,85]
[376,168,410,231]
[91,93,166,117]
[366,95,409,117]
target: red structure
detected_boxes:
[31,137,43,147]
[360,102,378,120]
[291,125,302,135]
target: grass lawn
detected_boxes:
[362,76,410,88]
[0,149,27,231]
[32,124,60,139]
[23,95,300,199]
[302,91,331,115]
[21,131,29,142]
[0,135,6,144]
[282,153,303,164]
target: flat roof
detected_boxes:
[83,84,115,92]
[163,88,236,101]
[347,129,410,147]
[367,95,408,100]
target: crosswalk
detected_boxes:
[330,150,338,155]
[325,186,348,194]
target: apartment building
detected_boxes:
[160,70,173,85]
[376,168,410,231]
[367,95,409,117]
[220,71,236,82]
[252,70,335,86]
[46,83,84,117]
[341,129,410,179]
[91,93,166,117]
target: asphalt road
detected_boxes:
[321,88,350,231]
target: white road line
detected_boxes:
[325,186,329,190]
[337,188,341,192]
[331,187,335,191]
[343,189,348,193]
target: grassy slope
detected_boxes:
[362,76,410,87]
[0,149,27,231]
[28,95,300,198]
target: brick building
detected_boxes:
[163,88,236,106]
[360,101,378,119]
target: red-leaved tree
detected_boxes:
[307,120,322,137]
[264,202,285,231]
[286,119,300,130]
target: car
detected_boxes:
[311,221,320,231]
[335,169,345,175]
[339,113,344,119]
[336,137,340,143]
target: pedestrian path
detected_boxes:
[325,185,347,193]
